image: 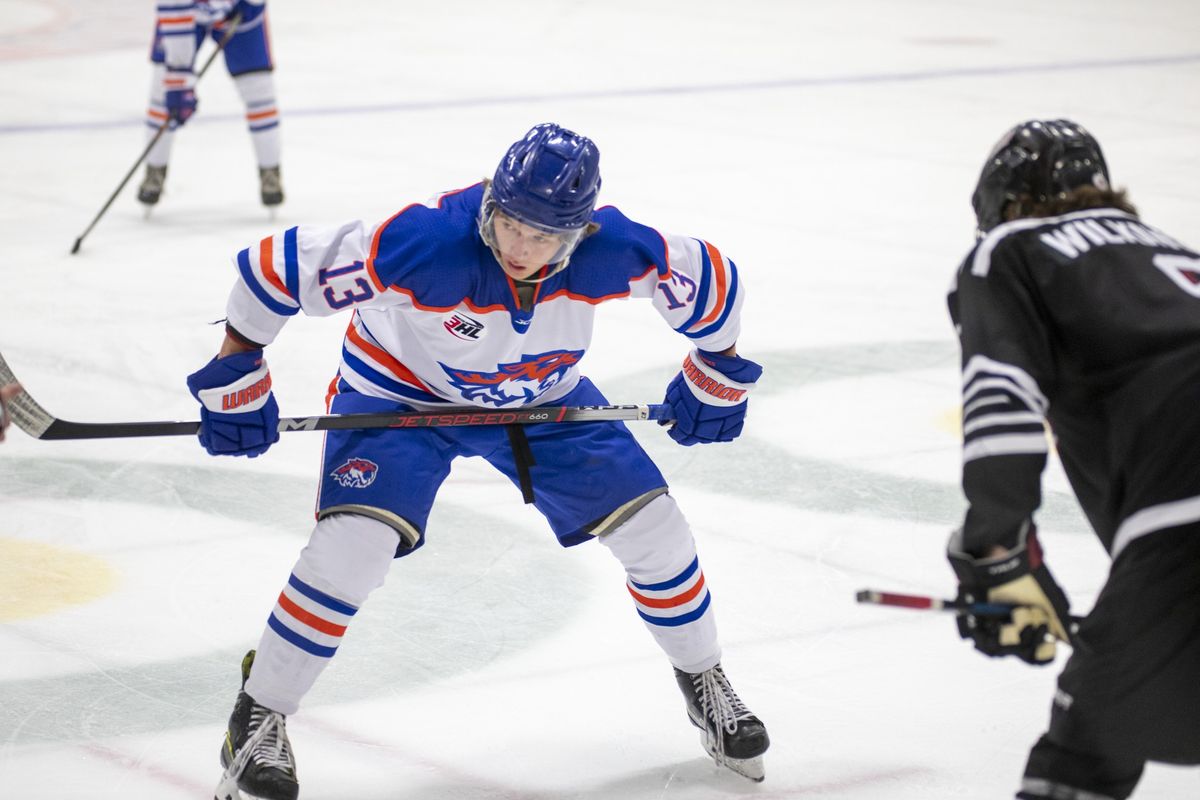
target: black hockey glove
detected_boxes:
[947,522,1072,665]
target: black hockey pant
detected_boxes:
[1018,523,1200,800]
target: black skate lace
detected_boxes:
[694,667,753,764]
[231,706,294,778]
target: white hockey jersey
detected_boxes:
[224,183,744,409]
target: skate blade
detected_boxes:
[721,755,764,782]
[700,735,765,782]
[213,769,241,800]
[213,773,275,800]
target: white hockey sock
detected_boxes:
[599,494,721,674]
[145,63,174,168]
[245,514,400,714]
[234,71,281,168]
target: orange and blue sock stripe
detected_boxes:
[627,556,712,627]
[266,573,358,658]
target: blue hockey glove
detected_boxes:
[186,350,279,457]
[660,348,763,446]
[163,68,197,125]
[947,522,1073,665]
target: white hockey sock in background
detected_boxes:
[145,63,175,167]
[234,71,281,168]
[245,514,400,714]
[600,494,721,674]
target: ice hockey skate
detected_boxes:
[137,165,167,209]
[674,663,770,782]
[213,650,299,800]
[259,166,284,208]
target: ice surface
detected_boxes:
[1,1,1198,797]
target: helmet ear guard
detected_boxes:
[971,119,1110,234]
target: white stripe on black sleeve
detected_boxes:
[961,355,1049,463]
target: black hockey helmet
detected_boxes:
[971,119,1110,234]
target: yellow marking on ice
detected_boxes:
[936,407,962,437]
[0,538,117,621]
[935,407,1057,451]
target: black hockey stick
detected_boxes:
[70,12,244,255]
[856,588,1083,637]
[0,351,670,441]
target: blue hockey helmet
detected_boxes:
[479,123,601,277]
[971,119,1110,234]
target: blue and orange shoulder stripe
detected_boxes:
[673,237,740,340]
[236,227,302,316]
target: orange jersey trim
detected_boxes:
[345,323,434,392]
[258,236,290,298]
[696,241,728,327]
[324,374,341,411]
[364,204,420,293]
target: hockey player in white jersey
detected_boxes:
[139,1,283,209]
[188,123,769,799]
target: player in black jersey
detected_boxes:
[946,119,1200,800]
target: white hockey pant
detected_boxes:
[599,494,721,674]
[244,514,399,715]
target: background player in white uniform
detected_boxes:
[139,0,283,208]
[188,123,769,800]
[946,119,1200,800]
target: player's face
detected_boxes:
[492,213,568,279]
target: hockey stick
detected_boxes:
[70,12,244,255]
[856,588,1083,636]
[0,351,670,441]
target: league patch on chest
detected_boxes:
[443,311,487,341]
[441,349,583,406]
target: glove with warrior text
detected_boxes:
[947,521,1072,665]
[660,348,763,446]
[186,350,279,457]
[163,68,197,125]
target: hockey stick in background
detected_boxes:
[856,588,1083,637]
[70,12,243,255]
[0,350,671,441]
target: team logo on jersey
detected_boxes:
[330,458,379,489]
[443,311,486,341]
[441,349,583,406]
